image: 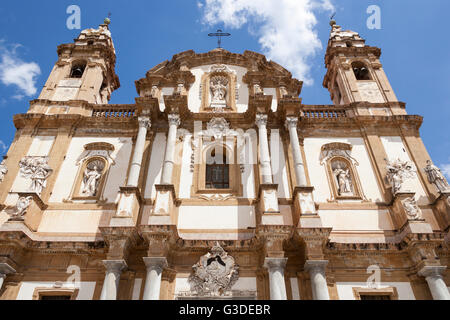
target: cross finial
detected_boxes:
[208,29,231,49]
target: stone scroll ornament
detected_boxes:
[19,157,53,196]
[189,242,239,297]
[6,196,33,220]
[385,158,415,195]
[424,160,450,193]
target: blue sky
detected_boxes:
[0,0,449,176]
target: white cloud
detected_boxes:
[198,0,334,85]
[0,41,41,97]
[441,163,450,180]
[0,140,7,154]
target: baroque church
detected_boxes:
[0,18,449,300]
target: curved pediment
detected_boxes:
[135,49,303,114]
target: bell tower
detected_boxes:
[37,18,120,105]
[323,20,398,106]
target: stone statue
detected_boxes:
[19,157,53,196]
[189,242,239,297]
[424,160,449,193]
[385,158,415,195]
[0,160,7,182]
[402,197,422,221]
[333,163,353,195]
[210,76,228,103]
[81,163,103,197]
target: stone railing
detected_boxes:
[301,107,347,119]
[92,105,136,118]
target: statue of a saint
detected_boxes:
[333,163,352,195]
[0,160,7,182]
[424,160,449,192]
[81,165,103,196]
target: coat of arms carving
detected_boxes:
[188,243,239,297]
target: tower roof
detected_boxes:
[75,21,116,54]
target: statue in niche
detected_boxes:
[424,160,449,193]
[332,161,353,196]
[81,160,105,197]
[19,157,53,195]
[210,76,228,108]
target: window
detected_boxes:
[70,62,86,78]
[205,149,229,189]
[352,61,371,81]
[353,287,398,300]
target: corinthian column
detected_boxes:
[100,260,127,300]
[285,117,307,187]
[305,260,330,300]
[161,114,180,185]
[256,114,273,184]
[128,117,151,187]
[418,266,450,300]
[264,257,288,300]
[142,257,168,300]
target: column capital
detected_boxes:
[304,260,328,274]
[102,260,127,274]
[0,263,16,276]
[255,114,268,128]
[418,265,447,279]
[143,257,168,273]
[138,117,152,129]
[168,114,181,127]
[264,257,288,272]
[285,116,299,130]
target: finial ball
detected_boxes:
[330,20,336,27]
[104,17,111,25]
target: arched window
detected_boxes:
[205,148,229,189]
[70,61,86,78]
[352,61,371,81]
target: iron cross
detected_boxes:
[208,29,231,48]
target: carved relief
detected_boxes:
[19,157,53,195]
[5,196,33,220]
[356,82,384,103]
[188,243,239,297]
[210,76,228,109]
[385,158,416,195]
[424,160,450,193]
[401,197,422,221]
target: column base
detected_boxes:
[111,187,142,226]
[258,184,283,225]
[293,186,323,228]
[149,185,177,225]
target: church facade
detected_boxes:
[0,19,449,300]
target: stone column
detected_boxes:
[0,263,15,291]
[285,117,307,187]
[161,114,180,185]
[142,257,168,300]
[100,260,127,300]
[418,266,450,300]
[128,117,151,187]
[305,260,330,300]
[256,114,273,184]
[264,257,288,300]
